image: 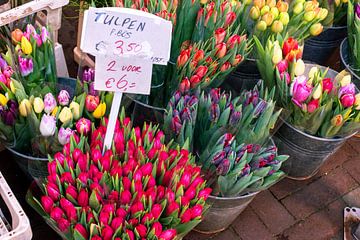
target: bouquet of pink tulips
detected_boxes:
[28,112,210,240]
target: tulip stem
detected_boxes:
[103,92,123,154]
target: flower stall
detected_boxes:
[0,0,357,239]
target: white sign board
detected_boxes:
[81,7,172,65]
[94,55,152,94]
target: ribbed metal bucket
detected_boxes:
[224,58,261,93]
[273,120,354,180]
[195,191,259,234]
[340,38,360,88]
[303,26,347,65]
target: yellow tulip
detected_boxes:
[9,81,15,94]
[312,84,322,100]
[70,102,81,120]
[21,36,32,55]
[266,0,276,8]
[93,102,106,119]
[58,107,73,124]
[33,97,44,114]
[340,75,352,87]
[250,6,260,20]
[256,20,267,31]
[51,106,59,117]
[303,11,315,22]
[262,12,274,26]
[260,5,270,16]
[310,23,323,36]
[19,99,32,117]
[271,20,284,33]
[272,43,283,64]
[294,59,305,76]
[355,93,360,110]
[308,67,319,79]
[317,8,328,20]
[270,7,279,19]
[279,12,290,25]
[293,2,304,15]
[0,94,7,106]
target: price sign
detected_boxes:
[94,55,152,94]
[80,7,172,65]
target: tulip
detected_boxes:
[282,38,299,57]
[77,189,89,207]
[260,5,270,15]
[310,23,323,36]
[293,2,304,14]
[11,29,23,43]
[18,57,33,77]
[256,20,267,31]
[338,83,356,98]
[294,59,305,76]
[180,209,192,223]
[272,44,283,65]
[271,20,283,33]
[312,84,322,100]
[304,11,315,22]
[198,188,212,200]
[111,217,123,230]
[177,50,189,67]
[250,6,260,19]
[331,114,343,126]
[76,118,91,135]
[102,225,114,240]
[159,229,177,240]
[189,75,201,88]
[340,94,355,108]
[227,35,241,49]
[57,218,70,232]
[41,196,54,213]
[85,95,100,112]
[33,97,44,113]
[69,101,80,120]
[58,127,73,145]
[93,102,106,119]
[135,224,147,238]
[50,207,64,221]
[291,76,312,107]
[59,107,73,124]
[277,60,288,73]
[340,75,352,87]
[58,90,70,106]
[19,99,32,117]
[224,11,236,28]
[215,43,227,58]
[214,28,226,44]
[194,66,208,78]
[262,12,274,26]
[21,36,32,54]
[307,99,319,113]
[193,50,205,62]
[44,93,57,114]
[66,185,78,200]
[277,0,288,12]
[279,12,290,25]
[74,224,88,239]
[355,93,360,110]
[0,94,7,107]
[41,27,50,43]
[322,78,333,93]
[191,204,203,219]
[40,114,56,137]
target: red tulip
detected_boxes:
[193,50,205,62]
[151,204,163,219]
[166,202,179,215]
[130,201,144,216]
[140,162,153,176]
[72,148,82,162]
[57,218,70,232]
[198,188,212,200]
[159,229,177,240]
[214,28,226,44]
[181,196,190,206]
[78,189,89,207]
[231,54,243,66]
[226,34,241,49]
[100,211,110,225]
[179,171,192,189]
[116,208,127,219]
[111,217,123,230]
[126,229,135,240]
[102,225,114,240]
[135,224,148,238]
[215,43,227,58]
[60,198,74,211]
[147,176,156,188]
[191,204,203,219]
[120,190,132,204]
[91,236,101,240]
[322,78,333,94]
[190,74,201,89]
[177,50,190,67]
[61,172,75,185]
[307,99,319,113]
[66,185,78,200]
[47,174,57,184]
[180,208,192,223]
[54,152,66,165]
[87,211,94,223]
[184,187,196,200]
[85,95,99,112]
[151,222,163,237]
[128,218,139,226]
[179,78,190,93]
[46,183,60,201]
[78,172,89,185]
[122,177,131,190]
[48,161,57,175]
[133,169,143,182]
[74,223,88,239]
[282,37,298,57]
[220,62,231,72]
[194,66,208,78]
[62,143,70,156]
[50,207,64,221]
[224,11,236,27]
[190,176,205,190]
[141,213,154,224]
[41,196,54,213]
[76,118,91,135]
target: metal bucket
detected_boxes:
[340,38,360,88]
[224,58,261,93]
[195,191,259,234]
[303,26,347,65]
[273,120,354,180]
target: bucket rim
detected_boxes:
[281,119,357,142]
[209,190,259,201]
[5,146,48,161]
[324,25,347,31]
[340,38,360,80]
[125,94,166,112]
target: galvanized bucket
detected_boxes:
[273,121,354,180]
[340,38,360,88]
[195,191,259,234]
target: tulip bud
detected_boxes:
[44,93,57,114]
[317,8,328,20]
[21,36,32,55]
[85,95,100,112]
[159,229,177,240]
[279,12,290,25]
[190,75,201,88]
[11,29,23,43]
[194,66,208,78]
[277,0,289,12]
[59,107,73,124]
[224,12,236,28]
[66,185,78,200]
[76,118,91,135]
[179,78,190,94]
[58,127,73,145]
[294,59,305,76]
[260,5,270,15]
[93,102,106,119]
[111,217,123,230]
[33,97,44,113]
[331,114,343,126]
[340,75,352,87]
[77,189,89,207]
[198,188,212,200]
[102,225,114,240]
[57,218,70,232]
[262,12,274,26]
[19,99,32,117]
[177,50,189,67]
[256,20,267,31]
[191,204,203,219]
[151,204,163,219]
[214,28,226,44]
[69,101,80,120]
[50,207,64,221]
[231,54,243,66]
[270,7,279,18]
[74,224,88,239]
[271,20,283,33]
[355,93,360,110]
[0,94,7,107]
[303,11,315,22]
[215,43,227,58]
[41,196,54,213]
[120,190,132,204]
[272,44,283,65]
[312,84,322,100]
[310,23,323,36]
[341,94,355,108]
[58,90,70,106]
[135,224,148,238]
[293,2,304,15]
[250,6,260,19]
[307,99,319,113]
[193,50,205,62]
[180,209,192,223]
[40,114,56,137]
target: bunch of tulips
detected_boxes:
[348,0,360,73]
[30,113,210,239]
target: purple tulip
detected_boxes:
[18,56,33,77]
[210,103,220,121]
[211,151,226,166]
[180,107,191,121]
[216,159,230,175]
[230,111,242,125]
[41,27,50,43]
[171,115,182,134]
[0,56,7,69]
[209,88,221,103]
[57,90,70,106]
[88,82,98,96]
[58,127,73,145]
[291,76,312,107]
[356,4,360,18]
[338,83,356,98]
[0,100,18,126]
[40,114,56,137]
[82,68,95,83]
[44,93,56,114]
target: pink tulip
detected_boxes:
[135,224,148,238]
[91,149,102,164]
[126,229,135,240]
[130,201,144,216]
[280,72,291,85]
[72,148,82,162]
[181,196,190,206]
[100,156,111,172]
[179,171,192,189]
[166,202,179,215]
[165,189,175,202]
[277,60,288,74]
[180,208,192,223]
[151,222,163,237]
[141,213,154,224]
[50,207,64,221]
[46,184,60,201]
[120,190,132,204]
[291,76,312,107]
[151,204,163,219]
[54,152,66,165]
[116,208,127,219]
[57,90,70,106]
[102,225,114,240]
[65,185,78,200]
[85,95,99,112]
[77,154,88,172]
[61,172,75,185]
[41,196,54,213]
[78,172,89,185]
[76,118,91,135]
[87,211,95,223]
[140,162,153,176]
[100,211,110,225]
[340,93,355,108]
[322,78,333,93]
[159,229,177,240]
[47,161,57,175]
[184,187,196,200]
[198,188,212,200]
[78,189,89,207]
[74,223,88,239]
[338,83,356,98]
[57,218,70,232]
[111,217,123,230]
[191,204,203,219]
[307,99,319,113]
[91,236,101,240]
[122,177,131,190]
[190,176,205,190]
[133,169,143,182]
[215,43,227,58]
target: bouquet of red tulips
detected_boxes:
[28,112,210,239]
